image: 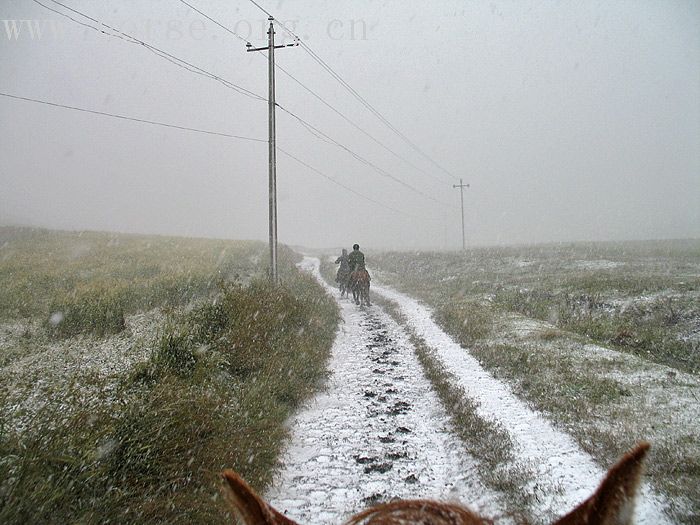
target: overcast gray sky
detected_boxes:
[1,0,698,249]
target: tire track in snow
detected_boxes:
[265,257,502,524]
[371,281,671,524]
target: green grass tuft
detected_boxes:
[47,285,127,338]
[434,301,493,346]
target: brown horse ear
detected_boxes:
[221,470,299,525]
[553,442,650,525]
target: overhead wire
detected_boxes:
[1,92,438,220]
[246,0,274,19]
[271,59,449,185]
[39,0,447,206]
[303,44,459,181]
[22,0,448,220]
[0,92,266,142]
[276,147,438,221]
[177,1,437,183]
[176,0,249,45]
[33,0,266,101]
[277,104,452,207]
[245,0,460,183]
[174,0,453,206]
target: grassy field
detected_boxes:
[373,240,700,373]
[0,227,339,524]
[0,227,272,336]
[370,240,700,524]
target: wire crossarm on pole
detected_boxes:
[246,42,299,52]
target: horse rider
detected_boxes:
[348,244,371,306]
[335,248,350,283]
[348,243,365,272]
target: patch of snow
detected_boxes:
[266,258,503,523]
[573,260,624,270]
[508,317,550,336]
[606,290,680,312]
[371,281,670,525]
[0,309,162,434]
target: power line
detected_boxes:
[304,47,457,183]
[0,92,266,142]
[11,3,449,228]
[245,44,451,186]
[277,147,438,221]
[300,44,458,183]
[25,0,450,219]
[1,91,430,220]
[272,59,448,185]
[245,0,459,183]
[169,0,454,208]
[33,0,266,101]
[247,0,274,19]
[176,0,249,45]
[277,104,452,207]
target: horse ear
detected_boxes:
[221,470,299,525]
[553,442,650,525]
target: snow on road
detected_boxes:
[371,281,671,525]
[267,257,671,524]
[266,257,501,523]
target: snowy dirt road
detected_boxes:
[266,258,501,523]
[265,257,671,524]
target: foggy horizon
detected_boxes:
[2,221,700,254]
[2,0,699,251]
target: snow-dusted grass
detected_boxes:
[409,334,534,517]
[473,313,700,521]
[372,283,670,524]
[0,309,161,435]
[374,240,700,373]
[0,227,272,336]
[371,240,700,524]
[1,274,339,523]
[0,229,339,524]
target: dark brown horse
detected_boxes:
[337,267,352,298]
[350,268,371,306]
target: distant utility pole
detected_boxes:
[247,17,298,283]
[453,179,470,251]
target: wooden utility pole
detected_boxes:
[453,179,470,250]
[247,17,297,283]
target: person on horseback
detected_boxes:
[348,244,371,306]
[348,244,365,272]
[335,249,350,283]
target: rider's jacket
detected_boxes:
[348,250,365,271]
[335,254,350,271]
